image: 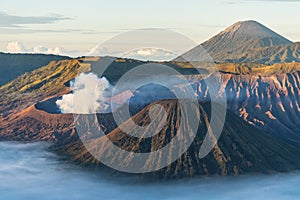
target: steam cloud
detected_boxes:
[56,71,202,114]
[56,73,130,114]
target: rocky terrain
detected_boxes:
[59,100,300,178]
[195,67,300,143]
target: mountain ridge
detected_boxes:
[0,52,70,86]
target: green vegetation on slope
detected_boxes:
[216,62,300,75]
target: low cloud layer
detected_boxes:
[124,48,177,61]
[87,46,179,61]
[6,41,79,57]
[6,41,26,53]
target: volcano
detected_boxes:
[177,20,300,64]
[61,99,300,178]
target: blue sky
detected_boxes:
[1,0,300,56]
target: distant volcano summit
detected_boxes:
[215,20,291,42]
[178,20,299,64]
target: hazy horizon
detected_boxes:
[1,0,300,57]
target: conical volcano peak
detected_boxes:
[177,20,295,63]
[220,20,291,41]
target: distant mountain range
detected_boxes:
[178,20,300,64]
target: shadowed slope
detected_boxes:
[0,52,70,86]
[61,100,300,178]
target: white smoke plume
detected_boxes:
[56,73,131,114]
[56,70,203,114]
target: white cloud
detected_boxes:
[86,45,122,57]
[5,41,80,57]
[46,47,63,55]
[33,46,48,53]
[86,45,179,61]
[87,45,107,56]
[136,49,155,56]
[33,46,65,55]
[123,48,177,61]
[5,42,177,60]
[6,41,27,53]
